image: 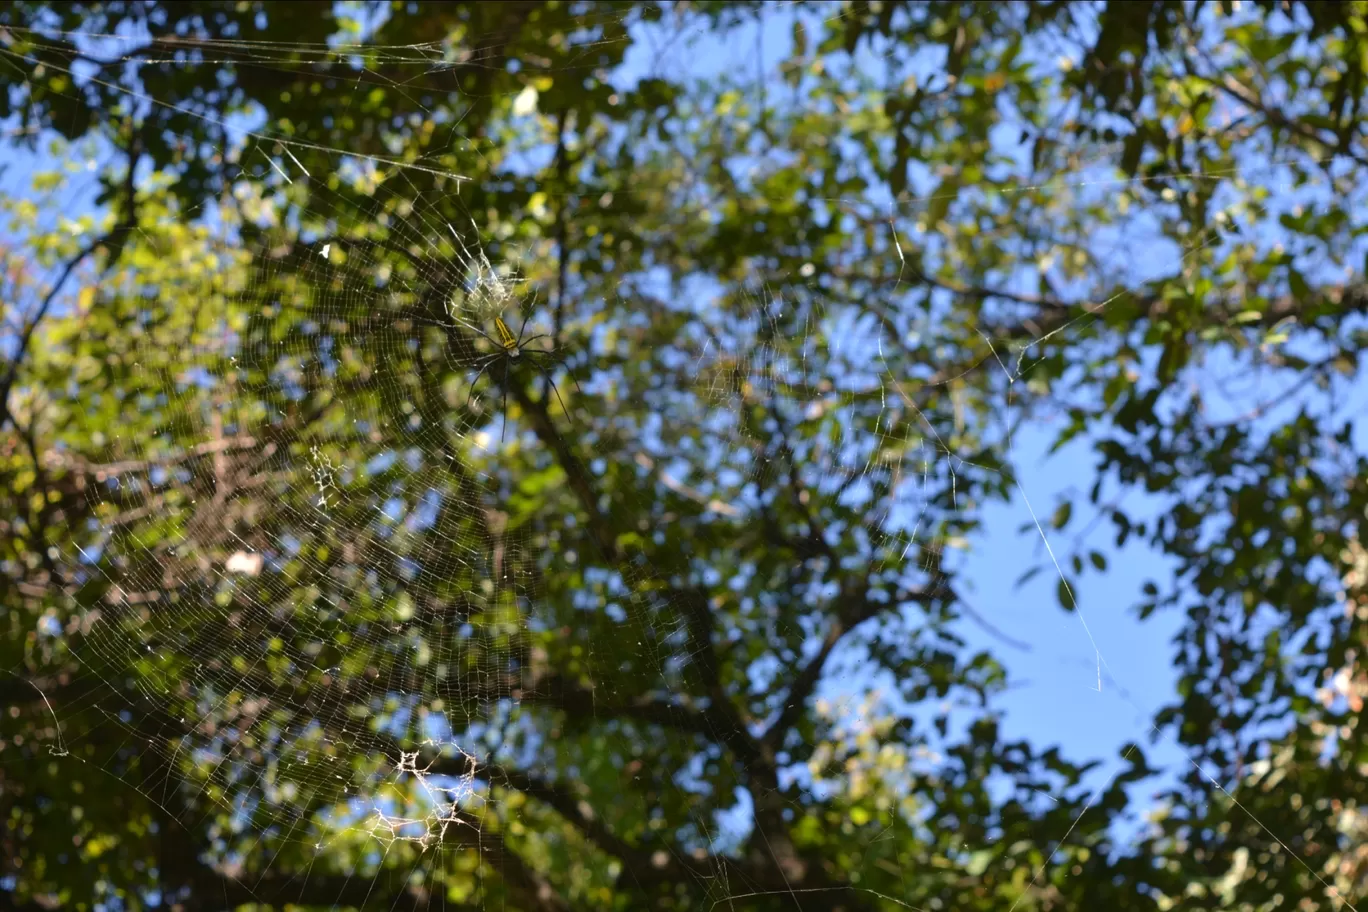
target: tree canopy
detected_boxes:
[1,1,1367,910]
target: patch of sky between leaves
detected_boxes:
[9,0,1366,862]
[610,3,1189,841]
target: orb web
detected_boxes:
[64,178,546,871]
[42,144,1332,908]
[1,6,1362,911]
[47,127,789,903]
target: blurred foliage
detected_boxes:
[1,0,1367,909]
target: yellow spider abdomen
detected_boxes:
[494,316,517,350]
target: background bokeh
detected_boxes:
[2,2,1367,910]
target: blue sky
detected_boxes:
[615,4,1192,822]
[626,1,1368,840]
[7,0,1368,862]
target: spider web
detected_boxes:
[1,5,1364,912]
[26,141,782,904]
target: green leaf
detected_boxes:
[1120,130,1145,175]
[1057,576,1076,610]
[925,172,960,228]
[1264,315,1296,347]
[966,849,994,876]
[1288,267,1310,301]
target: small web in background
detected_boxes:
[0,7,1363,912]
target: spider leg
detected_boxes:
[561,362,585,398]
[514,310,534,347]
[517,333,551,350]
[499,356,511,443]
[463,355,498,414]
[528,357,573,420]
[528,350,584,398]
[519,350,552,401]
[446,313,504,351]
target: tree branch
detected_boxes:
[461,812,574,912]
[0,236,102,432]
[506,380,621,563]
[505,377,770,776]
[206,869,483,911]
[0,127,140,431]
[1198,66,1368,170]
[458,760,777,895]
[761,581,939,752]
[522,673,719,739]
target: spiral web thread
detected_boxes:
[62,181,577,861]
[46,156,783,899]
[0,8,1362,911]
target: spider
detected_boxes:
[421,308,580,442]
